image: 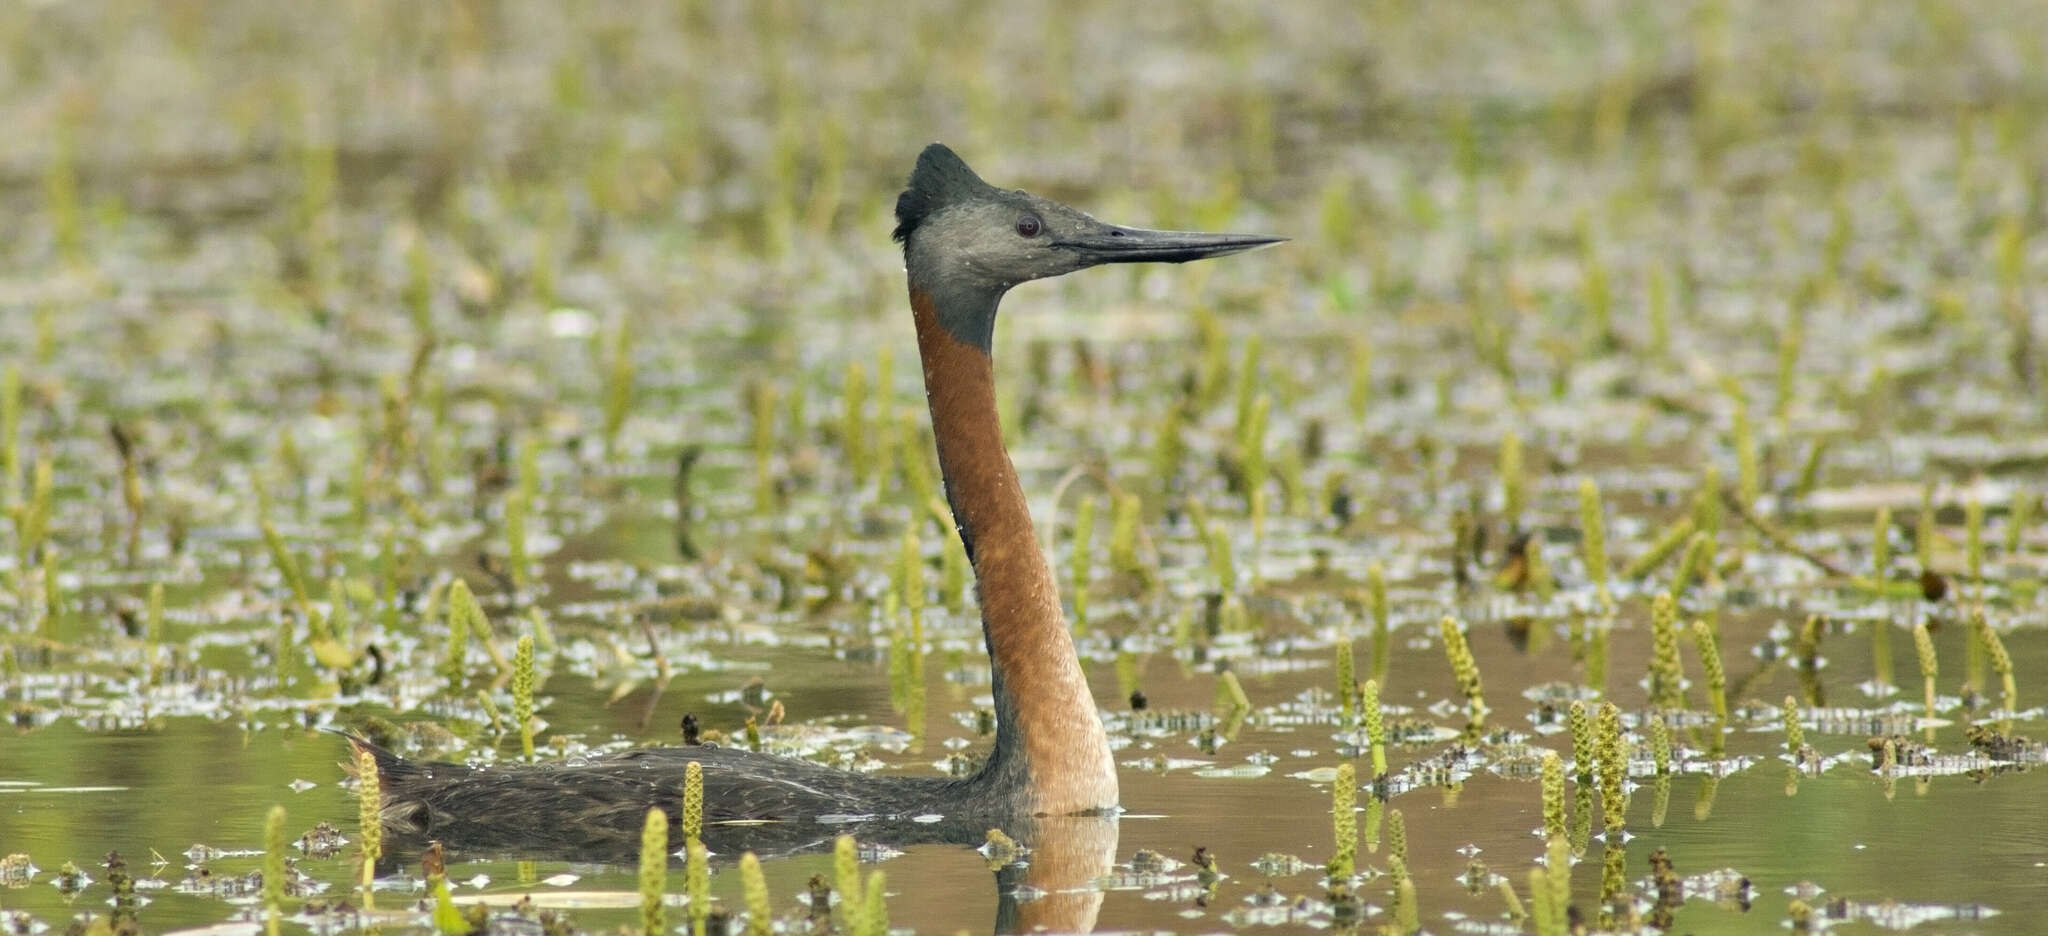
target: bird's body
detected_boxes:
[353,144,1278,857]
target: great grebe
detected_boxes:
[350,144,1279,850]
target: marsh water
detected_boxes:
[4,1,2048,933]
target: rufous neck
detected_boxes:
[908,286,1117,816]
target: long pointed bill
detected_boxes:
[1055,225,1286,265]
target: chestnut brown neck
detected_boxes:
[909,287,1117,816]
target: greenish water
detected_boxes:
[4,0,2048,933]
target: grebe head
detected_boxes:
[894,143,1283,348]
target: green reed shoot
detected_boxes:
[834,835,864,933]
[356,748,381,908]
[686,838,710,936]
[1622,516,1695,580]
[1793,438,1828,499]
[1541,751,1565,840]
[1393,870,1420,933]
[602,320,635,459]
[640,808,668,935]
[430,866,467,934]
[1334,637,1356,724]
[260,520,312,618]
[1783,696,1804,760]
[1916,491,1936,574]
[1348,335,1373,422]
[263,805,287,936]
[1217,670,1251,713]
[1670,530,1712,594]
[1586,621,1610,696]
[1913,619,1938,716]
[443,579,484,688]
[512,635,536,759]
[1328,762,1357,880]
[740,852,773,936]
[1578,480,1610,605]
[1242,403,1272,545]
[1648,593,1683,708]
[1648,716,1671,775]
[1974,608,2016,709]
[1367,562,1390,682]
[1595,702,1626,832]
[1872,505,1893,582]
[1568,700,1594,781]
[842,363,870,485]
[0,364,17,508]
[1107,490,1143,580]
[861,870,889,936]
[1070,496,1094,631]
[1733,396,1759,518]
[1187,499,1236,589]
[1439,616,1485,719]
[683,760,704,842]
[1692,464,1722,537]
[1499,430,1525,531]
[507,439,537,590]
[1965,496,1984,586]
[1529,865,1562,936]
[1232,336,1263,440]
[1691,619,1727,721]
[1774,317,1803,423]
[1388,806,1408,869]
[1580,220,1612,348]
[1361,678,1386,778]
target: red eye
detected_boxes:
[1016,215,1041,237]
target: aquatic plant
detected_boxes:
[1648,716,1671,776]
[1107,490,1144,582]
[1216,670,1251,713]
[1334,636,1356,725]
[602,320,635,460]
[355,750,381,907]
[1498,430,1525,531]
[1568,700,1594,781]
[1327,762,1356,881]
[512,634,536,759]
[0,365,17,509]
[1622,516,1695,580]
[1438,615,1485,719]
[1577,479,1609,606]
[1974,607,2016,709]
[506,438,537,590]
[443,579,484,689]
[1913,619,1938,716]
[1690,619,1727,721]
[1782,696,1804,761]
[740,852,773,936]
[861,870,889,936]
[640,808,668,935]
[263,805,287,936]
[1361,678,1386,778]
[1070,495,1094,631]
[686,839,710,936]
[1648,593,1683,708]
[1541,751,1565,840]
[834,835,864,933]
[843,363,871,484]
[1367,561,1390,682]
[1595,702,1626,832]
[683,760,704,842]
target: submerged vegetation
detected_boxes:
[1,0,2046,933]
